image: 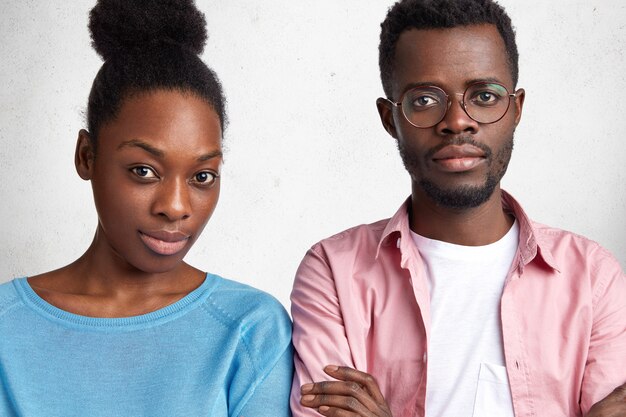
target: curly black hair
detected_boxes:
[379,0,519,98]
[86,0,226,147]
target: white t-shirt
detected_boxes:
[411,221,519,417]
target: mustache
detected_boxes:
[425,137,492,160]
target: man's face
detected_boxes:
[377,24,524,209]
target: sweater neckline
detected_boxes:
[14,274,214,331]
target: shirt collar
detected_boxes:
[376,191,561,273]
[375,196,413,260]
[500,190,560,273]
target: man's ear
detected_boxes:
[376,98,399,139]
[75,129,95,180]
[513,88,525,126]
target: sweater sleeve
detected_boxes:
[227,291,294,417]
[238,347,293,417]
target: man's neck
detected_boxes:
[409,186,514,246]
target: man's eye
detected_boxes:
[470,89,504,106]
[413,95,439,107]
[476,92,496,102]
[131,166,157,178]
[193,171,218,186]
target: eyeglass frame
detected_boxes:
[381,82,521,128]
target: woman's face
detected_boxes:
[77,89,223,274]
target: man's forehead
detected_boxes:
[399,24,504,51]
[391,24,512,92]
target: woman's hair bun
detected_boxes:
[88,0,208,61]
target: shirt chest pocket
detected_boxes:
[472,362,515,417]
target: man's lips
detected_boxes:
[431,144,486,173]
[432,144,485,159]
[139,230,190,256]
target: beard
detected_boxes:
[397,134,514,210]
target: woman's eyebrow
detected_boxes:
[197,150,223,162]
[117,139,222,162]
[117,139,164,158]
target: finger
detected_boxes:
[323,365,387,405]
[317,405,366,417]
[301,381,380,412]
[300,392,377,417]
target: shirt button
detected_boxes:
[423,353,427,363]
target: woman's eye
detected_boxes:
[193,171,218,186]
[131,166,157,179]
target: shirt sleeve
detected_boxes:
[580,248,626,413]
[239,347,294,417]
[290,245,357,417]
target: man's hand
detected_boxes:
[300,365,392,417]
[586,383,626,417]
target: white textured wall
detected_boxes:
[1,1,624,308]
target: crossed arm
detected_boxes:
[298,366,626,417]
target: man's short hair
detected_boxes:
[379,0,519,98]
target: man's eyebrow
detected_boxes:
[117,140,164,157]
[465,77,503,85]
[402,81,441,91]
[401,77,506,93]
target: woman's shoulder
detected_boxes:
[203,273,291,332]
[202,274,292,370]
[0,278,23,317]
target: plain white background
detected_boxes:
[0,1,624,308]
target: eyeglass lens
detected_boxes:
[401,83,512,128]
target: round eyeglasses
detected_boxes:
[384,82,520,128]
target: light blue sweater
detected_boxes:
[0,274,293,417]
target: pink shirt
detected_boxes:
[290,192,626,417]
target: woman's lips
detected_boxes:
[431,144,486,173]
[139,231,190,256]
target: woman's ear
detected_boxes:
[75,129,95,180]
